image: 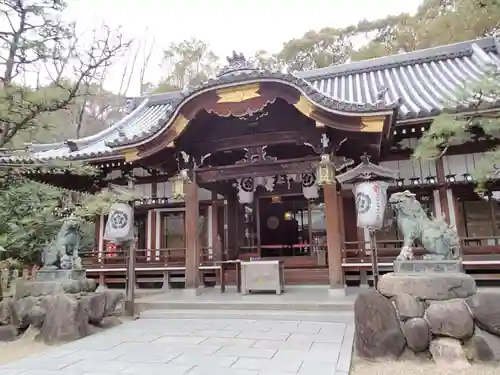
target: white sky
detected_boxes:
[64,0,423,96]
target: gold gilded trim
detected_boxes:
[122,148,139,162]
[171,114,189,136]
[216,83,260,103]
[294,96,314,117]
[361,116,385,132]
[316,121,325,128]
[166,141,175,148]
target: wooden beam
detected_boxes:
[196,156,318,183]
[189,130,320,154]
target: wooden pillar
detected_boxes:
[435,158,450,223]
[211,192,221,261]
[323,183,344,292]
[184,177,200,291]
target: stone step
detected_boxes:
[139,308,354,323]
[135,299,354,313]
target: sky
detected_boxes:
[64,0,424,96]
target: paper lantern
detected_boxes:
[354,180,390,229]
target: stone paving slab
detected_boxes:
[0,309,354,375]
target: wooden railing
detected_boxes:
[341,236,500,283]
[81,246,221,269]
[342,236,500,260]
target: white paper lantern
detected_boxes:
[353,180,389,229]
[104,202,135,241]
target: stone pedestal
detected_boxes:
[378,272,476,300]
[35,269,86,282]
[394,260,463,274]
[13,269,96,300]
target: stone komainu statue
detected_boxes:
[42,217,82,270]
[388,190,460,261]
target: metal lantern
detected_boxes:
[170,174,186,200]
[316,154,336,186]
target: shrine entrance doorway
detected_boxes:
[234,192,328,268]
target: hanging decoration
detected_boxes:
[170,173,186,200]
[301,173,319,200]
[354,181,390,229]
[237,177,255,204]
[316,154,336,186]
[103,202,134,241]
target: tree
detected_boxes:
[0,176,62,265]
[0,0,130,147]
[413,64,500,190]
[350,0,500,61]
[0,160,138,266]
[155,38,219,93]
[277,28,352,71]
[252,50,283,72]
[350,14,419,61]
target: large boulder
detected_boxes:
[0,298,13,325]
[354,289,406,359]
[466,326,500,362]
[392,294,425,320]
[466,293,500,336]
[27,305,46,328]
[84,293,106,324]
[425,299,474,339]
[39,294,91,343]
[378,273,476,301]
[103,290,124,316]
[0,325,18,341]
[402,318,430,352]
[429,337,470,367]
[11,296,38,329]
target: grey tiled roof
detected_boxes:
[301,36,500,120]
[6,34,500,162]
[0,99,172,163]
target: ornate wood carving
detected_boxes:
[196,157,318,183]
[190,130,319,155]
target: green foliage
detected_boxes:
[157,38,219,91]
[0,178,62,265]
[351,0,500,61]
[414,65,500,190]
[0,158,137,266]
[277,28,352,71]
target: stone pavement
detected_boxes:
[0,309,354,375]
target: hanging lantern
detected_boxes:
[316,154,336,186]
[170,174,186,200]
[353,180,390,229]
[336,154,398,230]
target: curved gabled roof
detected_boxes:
[4,34,499,162]
[105,66,400,149]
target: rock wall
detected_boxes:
[355,274,500,365]
[0,279,123,344]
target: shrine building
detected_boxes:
[2,34,500,293]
